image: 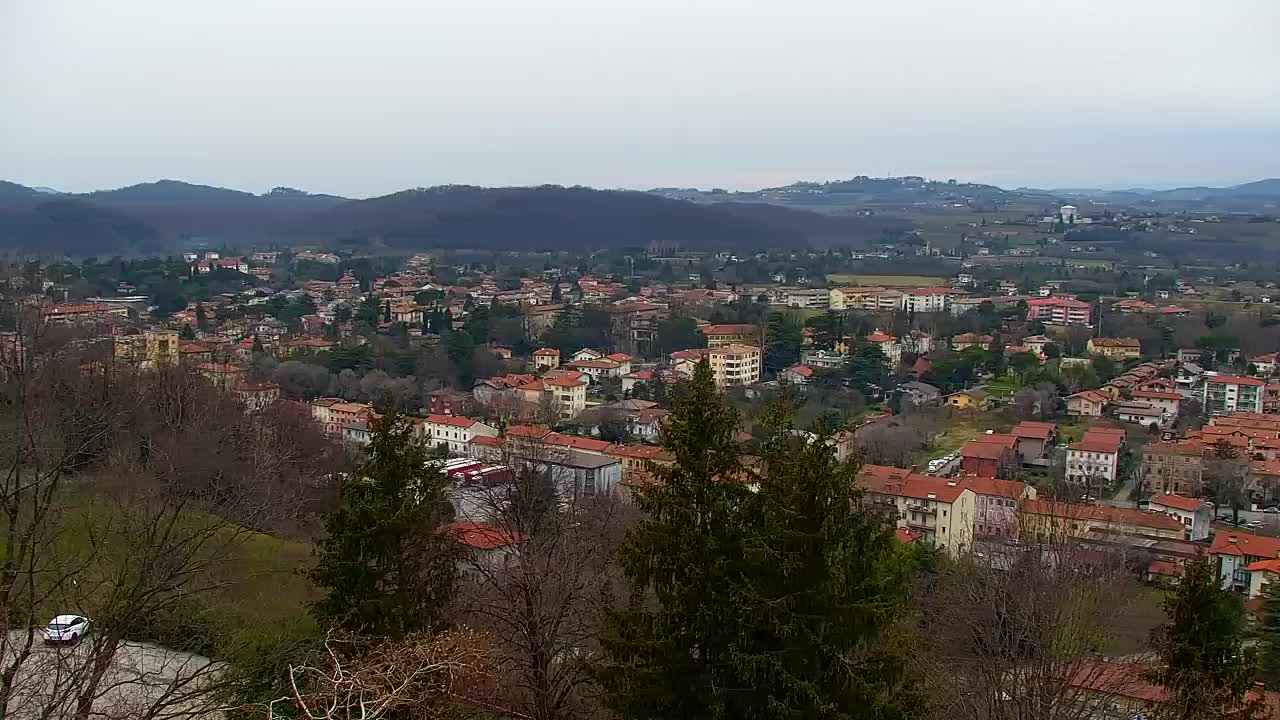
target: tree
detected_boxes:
[598,360,749,718]
[844,341,889,396]
[914,526,1148,720]
[382,300,392,324]
[310,413,458,638]
[195,302,209,331]
[1149,557,1263,720]
[252,334,265,354]
[550,283,562,303]
[722,405,921,718]
[1009,351,1040,381]
[655,316,706,356]
[1257,580,1280,690]
[179,323,196,341]
[764,312,802,374]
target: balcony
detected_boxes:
[906,503,937,515]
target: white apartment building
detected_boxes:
[419,415,500,455]
[904,288,956,314]
[1203,375,1264,415]
[1065,438,1121,486]
[709,344,762,386]
[828,287,905,312]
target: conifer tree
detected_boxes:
[1149,557,1262,720]
[310,413,457,637]
[722,404,922,720]
[1258,579,1280,689]
[598,359,749,719]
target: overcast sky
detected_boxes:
[3,0,1278,197]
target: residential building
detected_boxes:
[959,434,1018,478]
[1210,531,1280,593]
[708,344,762,386]
[1021,334,1055,354]
[857,465,976,556]
[1067,390,1109,417]
[1020,500,1185,541]
[532,347,560,370]
[960,477,1036,538]
[1025,296,1093,326]
[113,328,179,368]
[236,383,280,413]
[865,330,902,365]
[950,333,993,351]
[800,349,846,370]
[543,372,589,418]
[898,381,942,407]
[1147,493,1213,541]
[1140,442,1206,496]
[780,364,815,385]
[1087,337,1142,361]
[1204,375,1265,414]
[427,388,472,416]
[780,288,830,309]
[904,288,958,313]
[1009,421,1057,462]
[1065,431,1123,487]
[42,302,129,325]
[1113,401,1167,427]
[440,521,522,574]
[1132,389,1183,418]
[701,323,760,348]
[418,415,500,455]
[944,386,991,411]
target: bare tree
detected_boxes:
[911,521,1153,720]
[0,307,345,720]
[449,437,631,720]
[265,629,494,720]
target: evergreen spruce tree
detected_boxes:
[309,413,458,637]
[251,334,264,354]
[1149,557,1263,720]
[551,282,562,303]
[178,324,196,341]
[1258,580,1280,689]
[599,359,749,719]
[764,312,802,374]
[721,405,921,720]
[195,302,208,331]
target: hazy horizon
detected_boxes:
[4,0,1277,198]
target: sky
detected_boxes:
[3,0,1278,198]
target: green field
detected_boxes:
[826,274,947,287]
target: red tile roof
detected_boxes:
[785,364,815,378]
[1247,559,1280,573]
[960,441,1013,460]
[441,521,522,550]
[1206,375,1266,387]
[958,478,1029,499]
[1148,494,1204,513]
[858,465,969,503]
[1210,531,1280,558]
[865,331,897,343]
[1133,390,1184,401]
[424,414,477,429]
[701,324,758,335]
[1011,421,1057,440]
[1022,500,1185,533]
[533,348,559,356]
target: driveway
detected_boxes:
[0,630,225,719]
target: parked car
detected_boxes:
[42,615,90,646]
[1247,520,1265,529]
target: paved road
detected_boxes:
[0,630,224,719]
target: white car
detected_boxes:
[42,615,90,646]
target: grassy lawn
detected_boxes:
[984,376,1023,399]
[912,417,981,465]
[826,273,947,287]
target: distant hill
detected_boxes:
[296,185,883,251]
[0,197,162,255]
[0,180,887,254]
[0,174,1275,256]
[1041,179,1280,210]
